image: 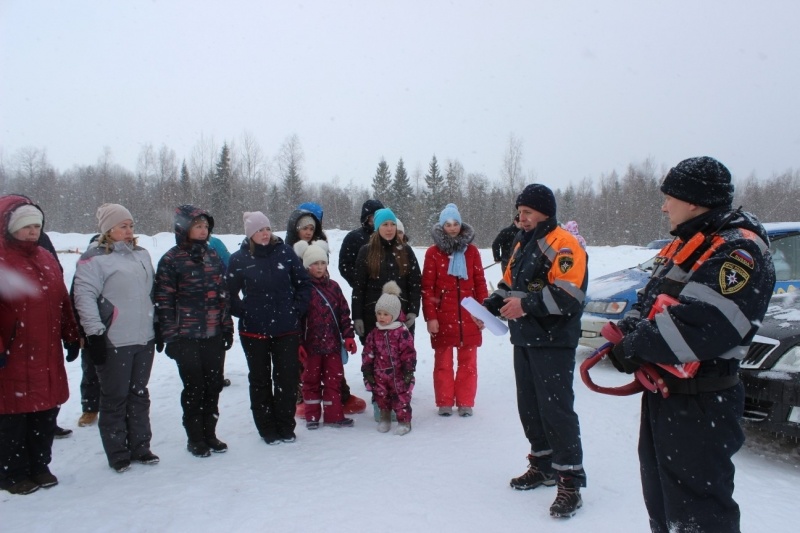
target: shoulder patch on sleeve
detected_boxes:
[719,261,750,295]
[729,249,755,269]
[558,254,574,274]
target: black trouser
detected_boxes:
[639,382,744,533]
[241,334,299,440]
[513,345,585,484]
[166,336,225,442]
[80,349,100,413]
[0,407,58,486]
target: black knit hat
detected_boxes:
[515,184,556,218]
[360,199,385,225]
[660,156,733,208]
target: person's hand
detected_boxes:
[354,319,365,338]
[344,338,358,354]
[85,335,108,365]
[404,313,417,328]
[298,346,308,365]
[64,341,80,362]
[607,342,640,374]
[426,319,439,334]
[483,292,505,317]
[223,332,234,351]
[363,371,376,386]
[500,297,525,320]
[403,370,414,385]
[471,316,485,330]
[154,323,165,353]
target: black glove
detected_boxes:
[403,370,414,385]
[85,335,108,365]
[363,371,376,386]
[223,332,234,351]
[154,323,165,353]
[65,341,81,362]
[483,292,506,317]
[607,342,641,374]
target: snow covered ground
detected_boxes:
[3,230,798,532]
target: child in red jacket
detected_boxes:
[297,242,358,429]
[361,281,417,436]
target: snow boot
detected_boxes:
[549,475,583,518]
[324,417,355,428]
[111,459,131,473]
[132,451,160,464]
[373,400,397,422]
[78,411,98,427]
[394,422,412,436]
[438,406,453,417]
[6,478,40,495]
[306,420,320,430]
[510,454,556,490]
[204,415,227,453]
[31,469,58,488]
[457,406,473,417]
[187,441,211,457]
[377,410,392,433]
[185,415,210,457]
[53,425,72,439]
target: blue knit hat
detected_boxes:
[438,203,462,226]
[373,208,397,230]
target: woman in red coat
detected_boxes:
[0,195,80,495]
[421,204,488,417]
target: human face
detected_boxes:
[376,310,393,326]
[188,219,209,241]
[251,227,272,245]
[516,206,548,232]
[443,220,461,237]
[12,223,42,242]
[307,260,328,279]
[661,195,707,231]
[378,220,397,241]
[297,224,315,243]
[108,219,135,243]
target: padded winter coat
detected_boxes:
[154,205,233,343]
[302,276,354,356]
[228,238,311,337]
[0,195,79,414]
[421,223,488,350]
[361,322,417,395]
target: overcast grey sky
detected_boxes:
[2,0,799,191]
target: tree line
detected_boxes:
[2,136,798,248]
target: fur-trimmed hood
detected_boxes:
[430,222,475,255]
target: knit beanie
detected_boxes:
[298,202,324,221]
[438,203,462,225]
[660,156,734,208]
[243,211,271,239]
[515,184,556,218]
[375,281,402,322]
[373,208,397,231]
[97,203,134,234]
[360,199,385,225]
[8,204,43,234]
[396,218,405,234]
[296,215,316,231]
[302,242,329,268]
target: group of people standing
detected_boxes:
[1,155,771,533]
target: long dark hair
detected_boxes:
[366,232,409,279]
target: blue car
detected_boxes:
[579,222,800,349]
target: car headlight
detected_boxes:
[584,300,628,315]
[773,345,800,373]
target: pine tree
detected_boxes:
[211,143,232,231]
[372,158,392,203]
[391,158,415,224]
[180,159,192,204]
[445,159,464,206]
[424,154,446,227]
[278,134,305,221]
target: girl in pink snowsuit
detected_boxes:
[361,281,416,436]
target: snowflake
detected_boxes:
[726,271,738,286]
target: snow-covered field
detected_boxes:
[4,230,798,532]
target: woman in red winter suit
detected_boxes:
[421,203,488,417]
[0,195,80,495]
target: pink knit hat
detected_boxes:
[243,211,271,239]
[96,203,133,234]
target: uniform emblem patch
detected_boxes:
[719,261,750,295]
[527,279,545,292]
[557,248,574,273]
[729,249,754,269]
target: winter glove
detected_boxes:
[64,341,81,362]
[344,338,358,354]
[404,313,417,328]
[223,332,234,351]
[607,342,640,374]
[298,345,308,365]
[154,322,165,353]
[482,292,506,317]
[403,370,414,385]
[354,319,365,338]
[85,335,108,365]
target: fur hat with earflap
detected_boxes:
[375,281,403,322]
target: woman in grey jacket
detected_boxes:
[73,204,159,473]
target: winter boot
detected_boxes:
[6,478,40,495]
[457,406,473,417]
[394,422,412,436]
[510,454,556,490]
[187,441,211,457]
[377,410,392,433]
[185,415,210,457]
[438,406,453,417]
[31,469,58,488]
[324,417,355,428]
[549,475,583,518]
[78,411,98,427]
[204,415,228,453]
[54,425,72,439]
[373,400,397,422]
